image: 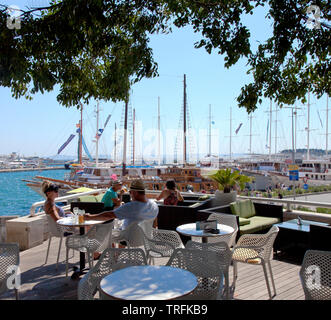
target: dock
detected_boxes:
[0,167,64,173]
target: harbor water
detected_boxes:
[0,168,67,217]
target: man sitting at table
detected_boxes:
[84,178,159,249]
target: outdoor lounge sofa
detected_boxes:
[70,201,105,215]
[156,199,212,243]
[199,199,283,237]
[309,224,331,251]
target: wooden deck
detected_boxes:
[0,238,305,300]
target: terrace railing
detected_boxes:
[237,195,331,212]
[29,189,331,219]
[29,188,106,217]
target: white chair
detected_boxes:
[166,248,222,300]
[0,243,20,300]
[186,240,233,299]
[112,218,155,248]
[142,228,184,264]
[299,250,331,300]
[232,226,279,299]
[65,221,114,277]
[45,215,70,270]
[78,248,147,300]
[206,212,238,247]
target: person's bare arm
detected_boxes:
[177,190,184,202]
[84,211,116,221]
[156,189,167,200]
[112,197,121,206]
[45,203,61,221]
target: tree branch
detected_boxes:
[0,3,62,17]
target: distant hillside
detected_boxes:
[280,149,330,156]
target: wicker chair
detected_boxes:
[112,218,154,248]
[0,243,20,300]
[232,225,279,299]
[206,212,238,247]
[142,228,184,264]
[78,248,147,300]
[166,248,222,300]
[299,250,331,300]
[185,240,233,299]
[65,221,114,277]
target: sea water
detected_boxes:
[0,169,67,217]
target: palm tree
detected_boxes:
[209,168,252,193]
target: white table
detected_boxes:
[57,216,103,228]
[99,265,198,300]
[57,217,104,279]
[176,223,234,243]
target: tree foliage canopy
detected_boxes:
[0,0,330,110]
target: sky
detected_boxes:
[0,1,329,162]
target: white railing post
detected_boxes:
[287,202,292,212]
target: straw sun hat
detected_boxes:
[129,179,146,191]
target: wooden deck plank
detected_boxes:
[0,238,308,300]
[227,257,304,300]
[232,262,299,292]
[236,266,303,299]
[231,258,297,287]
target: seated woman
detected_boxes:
[42,181,74,238]
[156,180,184,205]
[42,181,66,221]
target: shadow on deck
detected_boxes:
[0,238,304,300]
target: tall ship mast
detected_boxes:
[122,99,129,176]
[79,102,83,165]
[25,79,221,196]
[183,74,187,165]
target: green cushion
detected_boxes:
[78,195,97,202]
[250,216,280,228]
[239,217,251,226]
[230,200,256,219]
[239,216,281,235]
[230,202,240,215]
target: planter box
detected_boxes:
[6,215,45,251]
[0,216,19,242]
[213,191,237,206]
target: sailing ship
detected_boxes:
[24,76,220,196]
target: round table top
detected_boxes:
[56,216,104,227]
[176,223,234,238]
[99,265,198,300]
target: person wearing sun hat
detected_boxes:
[84,178,159,231]
[101,179,124,210]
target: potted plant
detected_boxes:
[209,168,252,205]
